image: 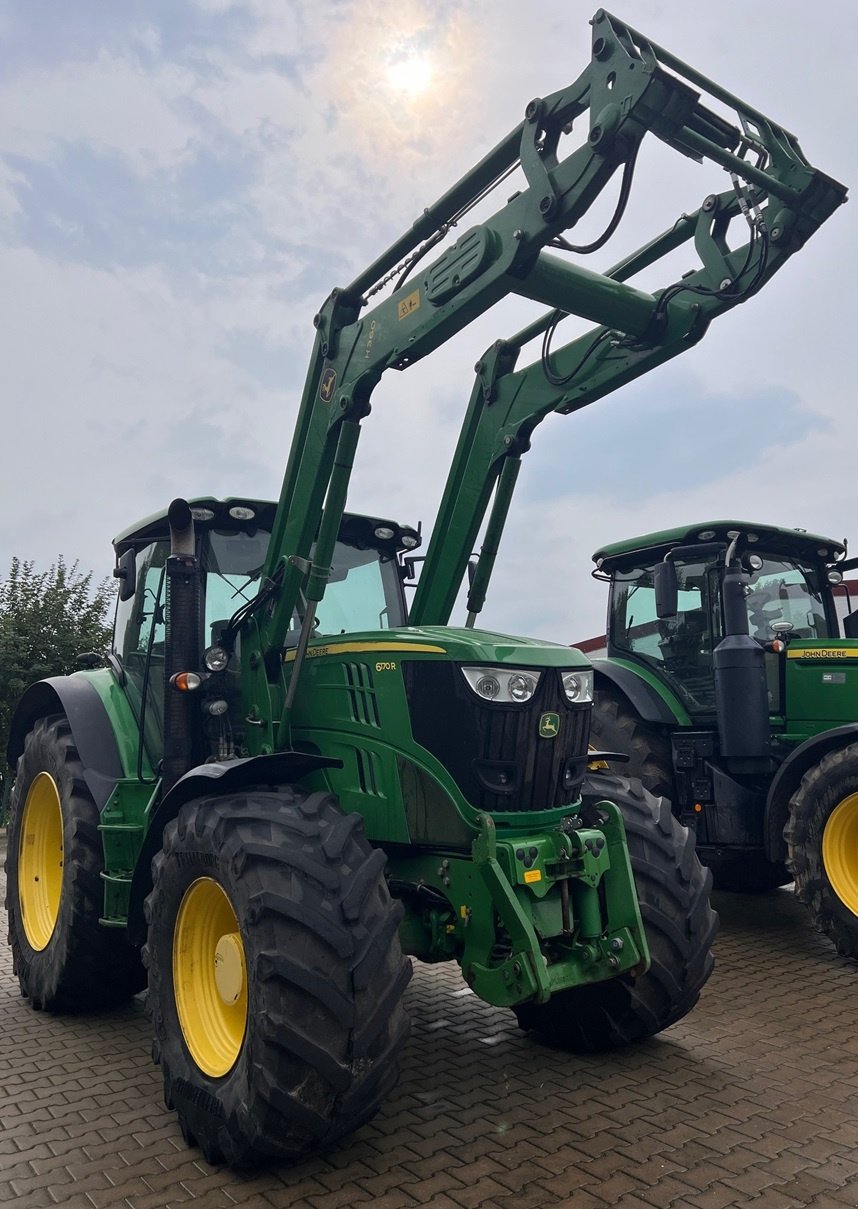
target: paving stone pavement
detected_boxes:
[2,847,857,1209]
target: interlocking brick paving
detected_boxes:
[2,844,856,1209]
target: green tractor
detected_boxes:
[590,520,858,957]
[4,11,844,1166]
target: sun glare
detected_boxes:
[387,53,434,96]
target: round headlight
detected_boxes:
[563,673,583,700]
[204,644,230,673]
[374,525,395,541]
[508,673,536,702]
[401,533,420,550]
[475,675,500,700]
[562,670,594,703]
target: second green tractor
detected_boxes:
[590,519,858,958]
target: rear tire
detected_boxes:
[145,787,412,1166]
[785,744,858,959]
[5,714,146,1011]
[515,773,717,1051]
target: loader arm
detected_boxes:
[239,9,845,750]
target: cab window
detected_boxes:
[610,560,716,714]
[745,557,830,640]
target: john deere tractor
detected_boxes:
[4,11,844,1166]
[590,520,858,958]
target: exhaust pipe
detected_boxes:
[162,499,201,792]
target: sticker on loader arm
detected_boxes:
[397,289,421,320]
[319,367,337,401]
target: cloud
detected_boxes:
[520,370,828,504]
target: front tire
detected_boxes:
[5,714,146,1011]
[145,787,412,1166]
[515,773,717,1051]
[785,744,858,958]
[590,684,674,798]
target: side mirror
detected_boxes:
[401,554,425,583]
[113,549,136,602]
[654,560,678,619]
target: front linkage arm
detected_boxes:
[240,9,845,747]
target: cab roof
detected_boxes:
[113,496,420,554]
[593,520,845,573]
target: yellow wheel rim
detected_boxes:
[173,877,248,1077]
[18,772,64,951]
[823,792,858,916]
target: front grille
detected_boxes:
[403,662,590,813]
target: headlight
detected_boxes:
[461,666,541,703]
[204,644,230,673]
[561,669,593,703]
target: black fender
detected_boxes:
[765,724,858,863]
[127,750,342,944]
[7,676,124,812]
[591,660,683,726]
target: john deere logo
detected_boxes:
[319,367,337,402]
[539,712,560,739]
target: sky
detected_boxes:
[1,0,855,646]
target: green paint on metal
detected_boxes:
[98,779,158,925]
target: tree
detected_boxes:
[0,557,114,803]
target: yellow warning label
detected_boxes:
[284,641,445,663]
[523,869,542,884]
[397,289,421,320]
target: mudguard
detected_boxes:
[7,676,124,811]
[127,750,342,943]
[765,724,858,862]
[592,661,685,726]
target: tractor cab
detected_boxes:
[110,497,419,773]
[595,521,844,720]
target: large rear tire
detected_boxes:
[5,713,146,1011]
[515,773,717,1051]
[145,787,412,1166]
[785,744,858,959]
[592,683,790,893]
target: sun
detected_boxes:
[387,52,434,97]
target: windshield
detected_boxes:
[201,529,407,644]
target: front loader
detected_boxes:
[4,11,845,1165]
[589,519,858,958]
